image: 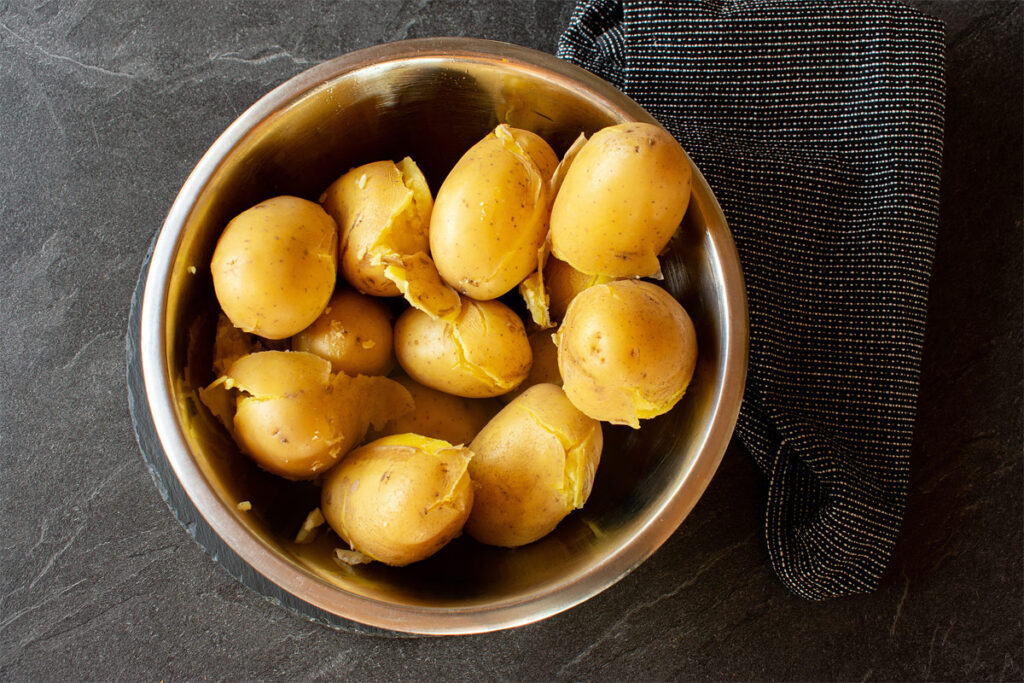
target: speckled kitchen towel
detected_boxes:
[558,0,945,600]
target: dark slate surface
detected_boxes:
[1,1,1020,680]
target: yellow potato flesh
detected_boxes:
[372,376,499,446]
[292,289,394,376]
[320,434,474,566]
[394,299,532,398]
[550,122,692,278]
[321,160,421,296]
[210,196,337,339]
[430,125,554,300]
[320,158,459,319]
[467,383,602,547]
[555,280,697,428]
[517,133,588,328]
[210,351,413,479]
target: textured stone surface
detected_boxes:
[1,1,1020,680]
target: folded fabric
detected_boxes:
[558,0,945,600]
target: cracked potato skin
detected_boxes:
[394,298,532,398]
[466,383,602,548]
[320,435,474,566]
[430,125,556,300]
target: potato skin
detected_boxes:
[555,280,697,428]
[320,158,432,297]
[211,196,337,339]
[227,351,362,479]
[467,383,602,547]
[430,125,554,300]
[372,376,499,446]
[222,351,412,479]
[320,435,474,566]
[292,289,394,376]
[503,330,561,402]
[550,122,691,278]
[543,257,615,323]
[394,299,532,398]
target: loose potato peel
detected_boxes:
[518,133,588,328]
[198,351,413,480]
[516,401,600,511]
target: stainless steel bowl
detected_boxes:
[136,37,747,635]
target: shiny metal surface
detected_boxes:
[137,37,748,635]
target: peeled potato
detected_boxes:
[430,125,555,300]
[394,298,532,398]
[555,280,697,428]
[210,196,337,339]
[466,383,602,547]
[372,375,499,446]
[208,351,412,479]
[292,289,393,376]
[320,434,474,566]
[550,122,691,278]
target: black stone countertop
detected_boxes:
[2,1,1020,680]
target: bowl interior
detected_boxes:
[150,40,744,632]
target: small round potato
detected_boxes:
[320,434,474,566]
[550,122,692,278]
[555,280,697,428]
[222,351,412,479]
[430,125,556,300]
[394,299,532,398]
[467,383,603,547]
[292,289,394,376]
[373,376,499,446]
[211,196,337,339]
[320,157,432,297]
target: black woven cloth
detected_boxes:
[558,0,945,600]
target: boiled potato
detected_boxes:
[372,375,499,446]
[210,351,412,479]
[550,122,691,278]
[466,383,602,547]
[292,289,393,376]
[211,196,337,339]
[555,280,697,428]
[430,125,556,300]
[320,434,474,566]
[320,158,460,320]
[320,158,429,297]
[544,257,615,322]
[394,298,532,398]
